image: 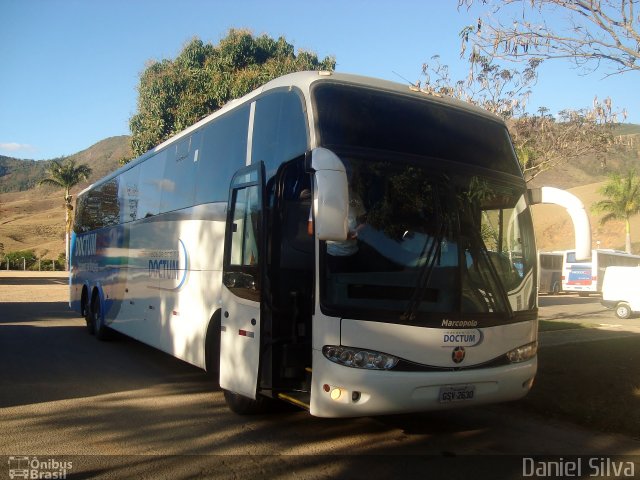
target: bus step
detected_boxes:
[277,392,310,410]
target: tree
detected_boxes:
[38,158,92,270]
[592,170,640,253]
[419,53,538,119]
[459,0,640,76]
[129,29,336,157]
[509,100,622,181]
[418,55,623,181]
[5,249,37,270]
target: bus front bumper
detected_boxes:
[309,349,537,418]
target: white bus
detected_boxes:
[537,251,564,294]
[70,71,586,417]
[561,249,640,295]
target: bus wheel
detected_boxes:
[205,312,221,385]
[223,390,272,415]
[92,294,112,341]
[84,292,95,335]
[615,302,632,320]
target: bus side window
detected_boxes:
[118,166,140,223]
[138,150,167,218]
[195,106,249,205]
[160,132,200,212]
[99,179,120,227]
[251,90,308,177]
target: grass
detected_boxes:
[515,336,640,440]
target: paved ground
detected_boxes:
[1,274,639,479]
[538,293,640,346]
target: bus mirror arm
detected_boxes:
[310,148,349,241]
[528,186,592,261]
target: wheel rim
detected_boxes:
[617,305,629,318]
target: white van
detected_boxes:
[601,266,640,319]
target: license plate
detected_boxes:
[438,385,476,403]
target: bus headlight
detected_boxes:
[323,345,399,370]
[506,341,538,363]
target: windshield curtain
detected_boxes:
[320,154,536,327]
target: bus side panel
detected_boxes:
[110,220,161,346]
[563,263,594,292]
[100,225,128,324]
[155,212,225,368]
[106,204,226,369]
[69,230,100,314]
[69,230,81,312]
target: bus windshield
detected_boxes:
[320,152,536,326]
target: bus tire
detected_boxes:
[205,311,221,384]
[615,302,632,320]
[91,292,112,341]
[223,390,272,415]
[83,290,95,335]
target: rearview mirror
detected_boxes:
[311,148,349,241]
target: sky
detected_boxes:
[1,0,639,161]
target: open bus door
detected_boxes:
[220,163,265,400]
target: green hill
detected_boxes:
[0,157,50,193]
[0,136,131,194]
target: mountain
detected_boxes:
[0,136,131,260]
[529,124,640,190]
[0,136,131,194]
[0,157,51,193]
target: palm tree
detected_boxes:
[592,170,640,254]
[39,158,92,270]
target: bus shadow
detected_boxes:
[0,301,75,324]
[0,309,215,408]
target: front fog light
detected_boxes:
[506,341,538,363]
[323,345,399,370]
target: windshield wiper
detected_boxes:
[468,227,514,318]
[401,187,446,323]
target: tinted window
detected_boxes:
[541,254,562,270]
[195,106,250,204]
[314,83,521,177]
[118,166,140,223]
[223,165,263,302]
[229,185,261,267]
[74,193,92,233]
[137,150,167,218]
[74,178,119,232]
[99,179,120,227]
[161,131,200,212]
[73,197,84,233]
[252,91,308,178]
[320,153,535,325]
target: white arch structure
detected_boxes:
[529,186,592,261]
